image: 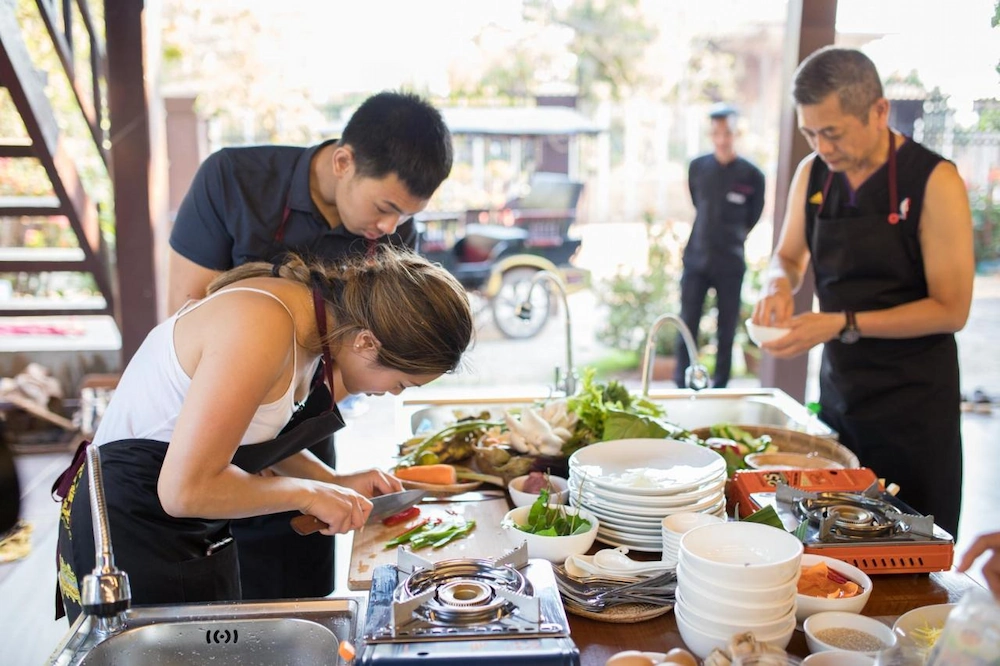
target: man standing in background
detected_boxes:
[167,91,453,599]
[675,104,765,388]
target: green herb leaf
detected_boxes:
[517,491,592,536]
[742,505,785,530]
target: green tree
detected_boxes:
[160,1,325,145]
[523,0,657,103]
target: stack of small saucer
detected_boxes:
[660,512,725,566]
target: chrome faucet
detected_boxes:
[81,445,131,637]
[515,270,576,395]
[640,313,711,396]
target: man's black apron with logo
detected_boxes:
[805,134,962,536]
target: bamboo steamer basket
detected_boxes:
[690,424,860,469]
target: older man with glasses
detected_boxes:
[753,47,974,537]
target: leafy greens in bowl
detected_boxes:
[518,489,592,536]
[501,489,599,563]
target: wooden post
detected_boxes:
[758,0,838,402]
[105,0,158,364]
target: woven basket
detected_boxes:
[690,424,860,468]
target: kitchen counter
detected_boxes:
[349,499,982,664]
[568,569,979,663]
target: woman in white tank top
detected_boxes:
[55,248,473,617]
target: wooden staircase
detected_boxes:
[0,0,115,318]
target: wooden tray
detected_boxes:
[348,497,512,590]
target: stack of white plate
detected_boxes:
[567,438,728,552]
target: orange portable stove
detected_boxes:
[730,468,954,575]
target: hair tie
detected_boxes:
[310,270,346,306]
[271,262,282,278]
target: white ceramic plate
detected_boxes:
[586,503,727,544]
[567,473,727,507]
[595,531,664,552]
[598,525,664,545]
[568,439,727,495]
[576,493,726,522]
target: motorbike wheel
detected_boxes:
[491,267,551,339]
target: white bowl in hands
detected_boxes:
[745,318,791,346]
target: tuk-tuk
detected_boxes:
[418,174,589,339]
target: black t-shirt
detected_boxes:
[683,154,765,274]
[169,140,418,269]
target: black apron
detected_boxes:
[54,403,345,623]
[228,196,376,600]
[806,133,962,536]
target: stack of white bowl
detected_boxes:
[674,522,803,660]
[660,512,725,566]
[567,438,728,552]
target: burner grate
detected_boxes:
[796,492,904,540]
[395,560,534,627]
[363,543,571,644]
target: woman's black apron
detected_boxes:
[54,403,345,623]
[229,196,371,601]
[806,133,962,536]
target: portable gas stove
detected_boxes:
[358,542,580,665]
[730,468,954,574]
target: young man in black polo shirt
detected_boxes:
[167,91,453,600]
[675,104,765,388]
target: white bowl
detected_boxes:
[501,504,598,563]
[508,474,569,508]
[679,522,804,588]
[661,511,725,536]
[676,588,796,637]
[677,585,794,624]
[804,611,898,656]
[676,602,795,659]
[892,603,955,659]
[802,651,874,666]
[677,558,799,604]
[795,554,873,624]
[746,318,791,345]
[679,574,797,623]
[675,602,730,659]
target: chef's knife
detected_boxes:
[420,490,507,503]
[290,489,428,536]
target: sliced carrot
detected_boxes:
[393,464,458,485]
[338,639,356,661]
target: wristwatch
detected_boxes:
[839,311,861,344]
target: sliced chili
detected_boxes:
[382,506,421,527]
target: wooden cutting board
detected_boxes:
[347,497,512,590]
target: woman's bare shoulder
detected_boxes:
[174,283,298,374]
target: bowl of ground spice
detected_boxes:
[804,611,897,657]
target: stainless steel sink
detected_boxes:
[403,388,836,439]
[48,598,362,666]
[644,388,837,438]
